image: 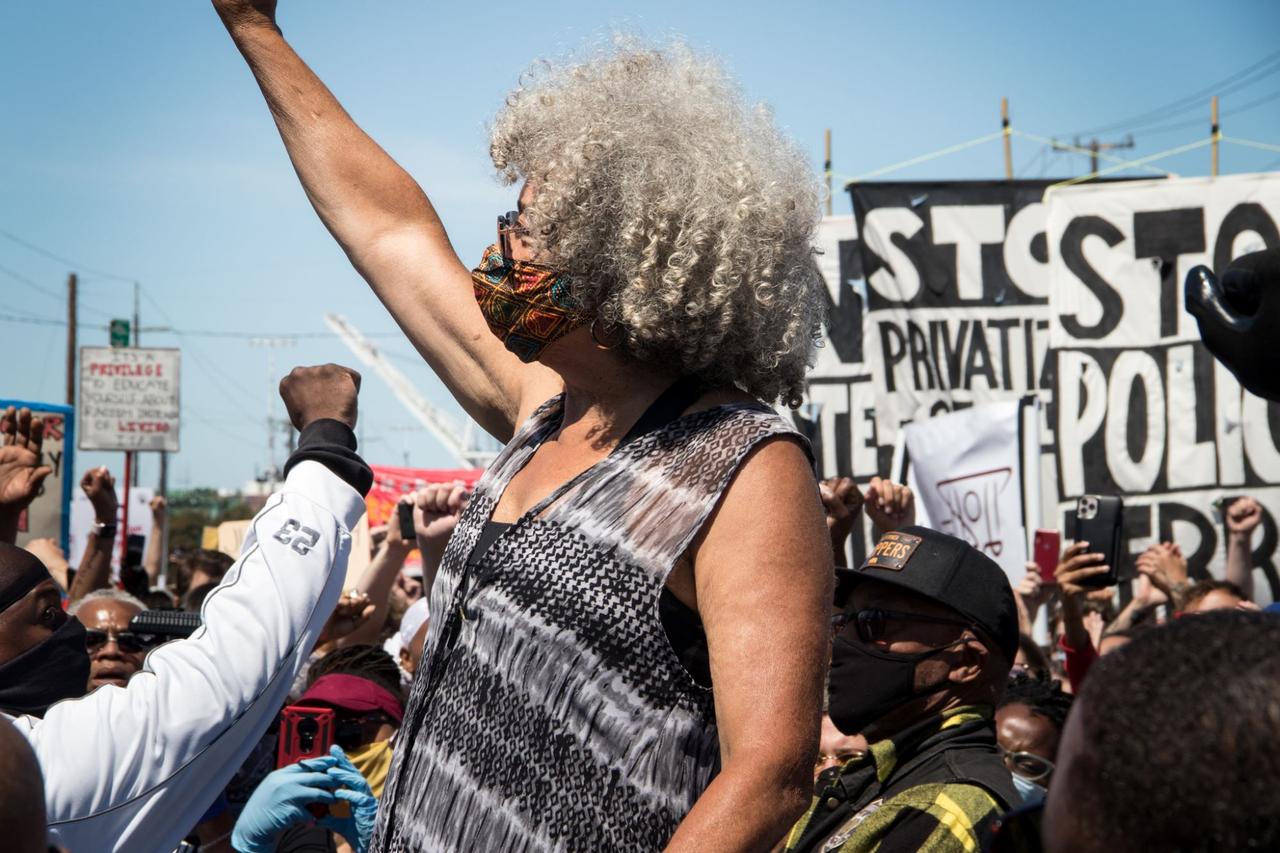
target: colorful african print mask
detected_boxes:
[471,243,588,363]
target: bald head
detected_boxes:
[0,715,47,852]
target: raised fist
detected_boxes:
[0,406,53,513]
[150,495,168,520]
[413,481,469,550]
[863,476,915,533]
[81,467,119,522]
[211,0,278,30]
[1226,496,1263,538]
[279,364,360,431]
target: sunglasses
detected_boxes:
[831,607,973,643]
[85,628,152,655]
[497,209,528,258]
[998,744,1055,782]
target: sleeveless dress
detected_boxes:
[371,391,808,852]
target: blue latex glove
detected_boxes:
[230,755,341,853]
[317,745,378,853]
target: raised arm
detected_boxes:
[67,468,118,604]
[1224,496,1261,601]
[210,0,556,439]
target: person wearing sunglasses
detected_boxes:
[67,590,149,692]
[212,3,835,852]
[785,526,1023,853]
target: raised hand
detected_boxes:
[413,481,469,549]
[1135,541,1188,599]
[0,406,54,516]
[150,495,167,520]
[1054,541,1110,598]
[863,476,915,533]
[317,589,375,648]
[1226,496,1263,539]
[819,477,863,558]
[278,364,361,431]
[81,467,119,523]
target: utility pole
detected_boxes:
[1001,98,1013,181]
[824,128,833,216]
[131,282,141,486]
[1211,95,1220,177]
[1058,134,1135,177]
[65,273,77,406]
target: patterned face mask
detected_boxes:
[471,243,589,363]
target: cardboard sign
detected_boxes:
[79,347,181,452]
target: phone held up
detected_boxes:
[397,500,416,542]
[1032,529,1061,584]
[1072,494,1124,589]
[278,704,335,768]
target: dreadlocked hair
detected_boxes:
[999,671,1074,733]
[306,644,402,699]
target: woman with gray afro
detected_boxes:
[214,3,833,850]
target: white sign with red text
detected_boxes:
[79,347,181,452]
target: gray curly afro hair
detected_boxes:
[490,40,824,407]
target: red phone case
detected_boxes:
[1033,529,1060,583]
[277,705,335,768]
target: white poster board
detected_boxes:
[78,347,181,452]
[68,486,154,576]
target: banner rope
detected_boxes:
[839,131,1006,184]
[1046,137,1214,189]
[1222,135,1280,155]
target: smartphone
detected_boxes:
[1072,495,1124,589]
[1032,529,1061,584]
[397,501,416,542]
[278,705,335,768]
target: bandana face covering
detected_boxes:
[0,616,90,717]
[346,739,394,798]
[471,243,589,363]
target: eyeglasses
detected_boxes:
[998,744,1055,782]
[497,210,528,258]
[85,628,152,655]
[831,607,974,643]
[814,749,867,771]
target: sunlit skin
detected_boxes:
[1184,588,1243,613]
[995,702,1059,784]
[80,599,144,691]
[815,714,868,778]
[399,618,430,678]
[1096,633,1131,656]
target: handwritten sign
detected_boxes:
[0,400,74,551]
[79,347,181,452]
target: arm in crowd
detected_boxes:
[1133,542,1190,614]
[411,481,468,595]
[1224,496,1262,602]
[1054,541,1108,693]
[67,468,119,604]
[330,515,413,649]
[14,366,371,853]
[143,496,166,587]
[819,476,915,565]
[211,0,558,440]
[0,407,53,546]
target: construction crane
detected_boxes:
[324,313,499,468]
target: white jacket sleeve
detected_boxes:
[15,460,365,853]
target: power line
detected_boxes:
[1135,87,1280,137]
[1065,49,1280,138]
[0,227,136,283]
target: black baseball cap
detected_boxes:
[835,525,1020,663]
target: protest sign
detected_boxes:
[79,347,181,452]
[1046,172,1280,596]
[68,485,154,574]
[0,400,74,551]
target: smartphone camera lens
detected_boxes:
[298,716,319,750]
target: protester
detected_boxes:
[391,598,429,686]
[328,507,414,650]
[785,526,1021,852]
[1,364,371,852]
[0,714,46,853]
[214,3,836,850]
[0,407,53,547]
[1043,610,1280,851]
[820,476,916,564]
[22,537,70,590]
[996,673,1072,797]
[1181,578,1252,613]
[144,495,167,588]
[68,589,147,692]
[814,714,867,780]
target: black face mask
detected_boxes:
[827,634,959,737]
[0,616,90,717]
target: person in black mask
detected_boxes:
[0,543,89,717]
[783,526,1022,853]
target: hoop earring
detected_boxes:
[590,317,616,350]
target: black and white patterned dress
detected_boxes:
[371,393,806,852]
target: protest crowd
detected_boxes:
[3,1,1280,851]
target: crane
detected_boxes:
[323,313,499,468]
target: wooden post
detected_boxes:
[1211,95,1220,177]
[65,273,77,406]
[824,128,833,216]
[1090,139,1100,176]
[1002,97,1013,181]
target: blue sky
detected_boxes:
[3,1,1279,490]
